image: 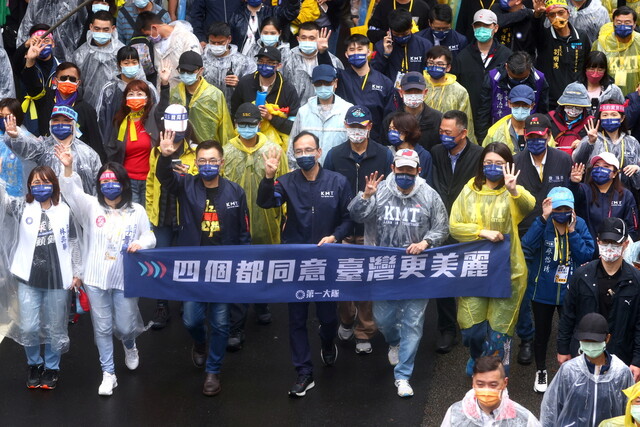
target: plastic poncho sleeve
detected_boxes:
[4,129,45,163]
[0,47,15,99]
[540,361,569,427]
[58,172,96,230]
[348,191,377,224]
[572,135,596,164]
[0,179,26,219]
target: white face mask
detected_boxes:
[346,127,368,143]
[403,94,424,109]
[564,106,583,119]
[598,243,624,262]
[208,44,228,57]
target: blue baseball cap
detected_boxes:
[345,105,372,126]
[547,186,574,209]
[508,85,535,105]
[311,64,337,83]
[51,105,78,121]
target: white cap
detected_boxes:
[473,9,498,25]
[394,149,420,168]
[591,152,620,170]
[163,104,188,132]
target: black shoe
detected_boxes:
[40,369,59,390]
[226,332,245,352]
[256,306,272,325]
[151,305,170,330]
[288,374,315,397]
[191,343,207,368]
[517,340,533,365]
[435,331,458,354]
[26,364,43,389]
[203,373,221,396]
[320,342,338,366]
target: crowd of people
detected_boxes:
[4,0,640,425]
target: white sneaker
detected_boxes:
[388,345,400,366]
[124,343,139,370]
[98,371,118,396]
[534,370,547,393]
[337,324,354,341]
[395,379,414,397]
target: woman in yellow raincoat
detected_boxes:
[450,142,535,377]
[599,382,640,427]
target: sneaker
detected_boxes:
[395,379,414,398]
[288,374,315,397]
[337,323,354,341]
[123,343,139,370]
[151,304,170,330]
[388,345,400,366]
[227,331,245,352]
[355,338,372,354]
[26,364,43,389]
[98,371,118,396]
[40,369,59,390]
[534,370,548,393]
[320,343,338,366]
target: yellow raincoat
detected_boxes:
[483,114,557,154]
[598,382,640,427]
[602,0,640,17]
[258,103,291,152]
[592,23,640,98]
[170,78,236,144]
[223,133,288,244]
[450,178,535,336]
[423,73,476,143]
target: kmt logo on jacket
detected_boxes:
[321,191,334,198]
[138,261,167,278]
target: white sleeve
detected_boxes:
[59,172,96,227]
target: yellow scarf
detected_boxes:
[117,110,144,142]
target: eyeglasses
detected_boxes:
[257,60,279,66]
[294,148,317,156]
[197,158,221,165]
[58,75,78,83]
[426,61,448,68]
[483,161,506,167]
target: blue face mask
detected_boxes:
[388,129,403,146]
[615,24,634,39]
[247,0,263,6]
[348,53,368,68]
[298,41,317,55]
[474,27,493,43]
[133,0,150,8]
[440,134,457,150]
[199,164,220,181]
[426,65,446,80]
[511,106,531,122]
[121,64,140,79]
[38,45,53,59]
[601,118,622,132]
[179,72,198,86]
[432,29,450,40]
[92,31,112,45]
[30,184,53,202]
[174,131,186,142]
[101,182,122,201]
[237,124,259,139]
[395,173,416,190]
[314,85,334,100]
[393,34,412,45]
[591,166,612,185]
[551,211,572,224]
[257,63,276,78]
[261,34,279,46]
[527,138,547,155]
[296,155,317,171]
[483,164,504,182]
[51,123,74,140]
[0,118,6,133]
[92,3,110,13]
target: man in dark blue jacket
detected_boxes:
[156,136,250,397]
[257,130,353,398]
[415,3,468,58]
[188,0,242,43]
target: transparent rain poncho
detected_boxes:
[0,180,81,354]
[202,44,257,110]
[223,133,287,245]
[540,354,634,427]
[0,46,15,99]
[72,31,125,110]
[17,0,88,62]
[282,47,344,107]
[449,178,535,336]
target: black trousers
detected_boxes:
[532,300,562,370]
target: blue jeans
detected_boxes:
[288,302,338,375]
[85,285,142,374]
[18,283,68,369]
[515,284,535,341]
[130,179,146,206]
[373,299,428,380]
[182,301,229,373]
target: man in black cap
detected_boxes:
[558,217,640,382]
[230,45,300,137]
[160,50,235,144]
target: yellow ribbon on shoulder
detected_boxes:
[117,110,145,142]
[21,88,46,120]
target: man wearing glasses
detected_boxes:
[257,131,353,398]
[156,135,251,397]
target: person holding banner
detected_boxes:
[349,148,449,398]
[156,135,251,397]
[450,141,535,377]
[258,130,353,398]
[54,147,156,397]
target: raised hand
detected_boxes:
[159,130,177,157]
[541,197,552,220]
[159,60,171,86]
[25,38,46,62]
[4,114,18,138]
[570,163,585,183]
[262,146,281,179]
[383,30,393,56]
[502,162,520,195]
[317,27,332,54]
[363,171,384,199]
[533,0,546,16]
[585,118,600,144]
[54,143,73,177]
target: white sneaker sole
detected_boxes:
[289,381,315,397]
[98,381,118,396]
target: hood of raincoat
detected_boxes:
[597,22,639,52]
[424,72,458,88]
[622,381,640,427]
